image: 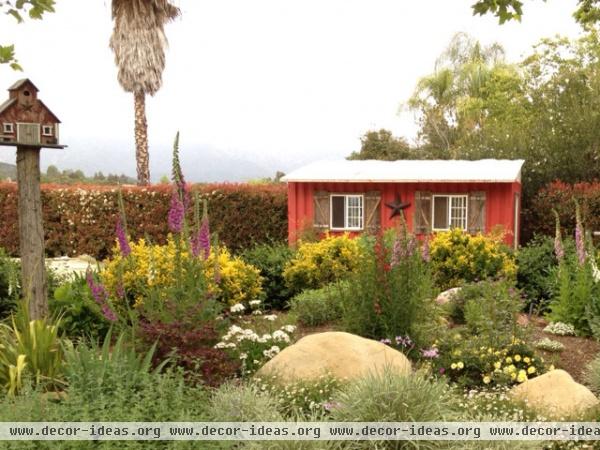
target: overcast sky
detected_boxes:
[0,0,584,181]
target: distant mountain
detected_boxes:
[0,162,16,180]
[0,138,325,183]
[38,138,299,183]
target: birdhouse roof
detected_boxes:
[8,78,39,92]
[38,100,61,123]
[0,98,16,115]
[282,159,525,183]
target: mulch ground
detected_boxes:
[525,315,600,383]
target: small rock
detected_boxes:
[435,287,461,305]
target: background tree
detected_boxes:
[472,0,600,26]
[0,0,56,70]
[408,31,600,240]
[347,129,414,160]
[408,33,510,159]
[109,0,179,186]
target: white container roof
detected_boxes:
[281,159,524,183]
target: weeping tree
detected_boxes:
[109,0,180,186]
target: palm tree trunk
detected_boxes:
[133,91,150,185]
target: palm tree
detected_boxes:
[109,0,180,185]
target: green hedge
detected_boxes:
[0,182,287,259]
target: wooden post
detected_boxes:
[16,146,47,319]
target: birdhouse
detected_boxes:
[0,79,64,148]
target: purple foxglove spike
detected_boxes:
[115,217,131,257]
[167,190,185,233]
[101,304,118,322]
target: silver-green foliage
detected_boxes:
[289,282,345,327]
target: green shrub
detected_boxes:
[459,279,524,347]
[283,234,362,295]
[0,248,20,319]
[208,382,283,422]
[430,228,516,290]
[207,383,331,450]
[289,282,345,327]
[339,230,436,347]
[329,369,459,449]
[0,369,208,449]
[50,274,111,339]
[62,330,167,400]
[548,249,600,337]
[241,242,294,310]
[516,235,561,311]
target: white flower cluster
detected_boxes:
[535,338,565,353]
[543,322,576,336]
[263,346,281,359]
[249,299,262,308]
[263,314,278,321]
[281,324,296,334]
[215,324,295,348]
[271,330,291,343]
[230,303,245,314]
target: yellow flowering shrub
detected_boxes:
[101,238,263,307]
[430,228,516,289]
[433,333,547,388]
[283,234,363,294]
[207,247,264,306]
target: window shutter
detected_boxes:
[313,191,330,229]
[468,191,486,234]
[364,191,381,232]
[414,191,432,234]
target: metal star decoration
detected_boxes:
[385,194,411,219]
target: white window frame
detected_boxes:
[42,125,53,136]
[330,194,364,231]
[2,123,13,134]
[431,194,468,231]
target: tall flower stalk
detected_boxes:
[86,269,117,322]
[191,197,211,259]
[115,217,131,257]
[552,209,564,261]
[168,191,185,234]
[574,199,586,266]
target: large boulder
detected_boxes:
[256,332,411,383]
[435,287,461,305]
[509,369,599,418]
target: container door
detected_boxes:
[17,123,41,145]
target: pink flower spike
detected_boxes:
[115,217,131,257]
